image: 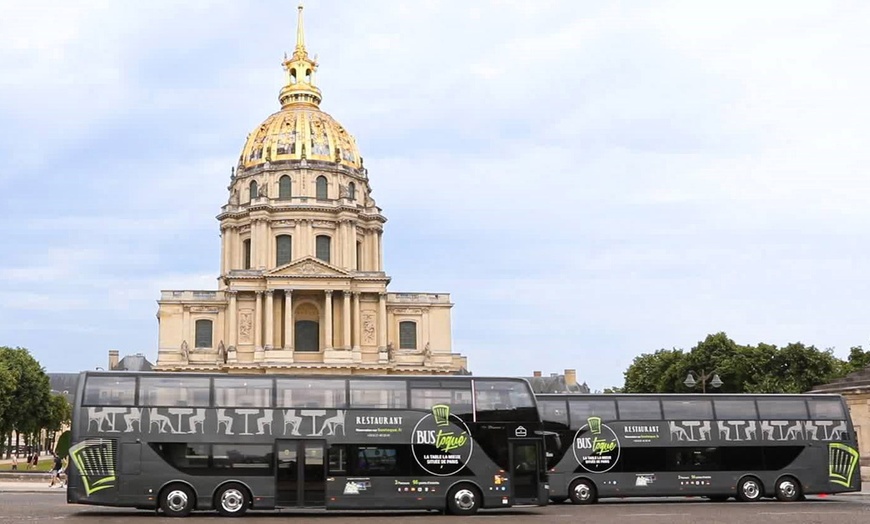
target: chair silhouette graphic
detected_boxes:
[320,411,346,436]
[760,421,775,440]
[744,421,757,440]
[283,409,302,436]
[148,409,174,434]
[717,421,731,441]
[188,409,206,434]
[669,421,689,441]
[217,409,233,435]
[829,421,847,440]
[697,421,711,441]
[123,408,142,432]
[87,407,108,432]
[257,411,274,435]
[785,421,804,440]
[803,421,818,440]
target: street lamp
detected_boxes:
[684,369,723,393]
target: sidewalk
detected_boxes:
[0,480,66,493]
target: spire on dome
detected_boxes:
[279,1,322,108]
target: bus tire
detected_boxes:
[736,476,764,502]
[160,483,195,518]
[446,484,481,515]
[214,483,249,517]
[774,476,801,502]
[569,478,597,504]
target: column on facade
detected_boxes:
[261,219,270,269]
[227,291,238,348]
[422,307,430,350]
[343,291,351,349]
[324,290,334,350]
[377,230,384,271]
[254,291,263,349]
[284,289,294,350]
[378,292,387,349]
[352,292,361,351]
[220,226,228,275]
[305,219,314,257]
[264,290,274,349]
[182,306,190,347]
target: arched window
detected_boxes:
[316,235,331,263]
[295,320,319,351]
[348,182,356,200]
[195,319,213,348]
[279,175,292,200]
[399,321,417,350]
[276,235,292,266]
[305,69,312,83]
[243,239,252,269]
[316,176,328,200]
[249,180,259,201]
[290,68,297,84]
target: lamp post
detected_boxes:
[684,369,723,393]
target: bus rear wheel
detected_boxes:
[569,478,597,504]
[160,484,195,518]
[215,483,249,517]
[775,476,801,502]
[736,476,763,502]
[446,484,481,516]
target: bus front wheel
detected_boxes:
[736,476,764,502]
[160,484,195,518]
[569,479,597,504]
[446,484,481,516]
[215,483,249,517]
[775,476,801,502]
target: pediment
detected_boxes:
[267,257,350,278]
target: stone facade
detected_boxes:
[812,367,870,466]
[154,6,467,376]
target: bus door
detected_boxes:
[509,439,542,504]
[275,440,326,508]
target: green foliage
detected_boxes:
[55,430,71,459]
[0,347,51,438]
[620,333,857,394]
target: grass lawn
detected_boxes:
[0,461,54,472]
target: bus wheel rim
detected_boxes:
[743,480,759,499]
[574,483,590,500]
[778,480,796,498]
[221,488,244,513]
[166,490,189,513]
[454,489,476,511]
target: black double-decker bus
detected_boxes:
[67,371,547,517]
[538,393,861,503]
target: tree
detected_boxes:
[0,347,52,457]
[623,349,687,393]
[844,345,870,374]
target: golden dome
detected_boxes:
[238,4,362,171]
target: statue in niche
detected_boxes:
[338,184,349,199]
[229,188,239,205]
[217,341,226,363]
[180,340,189,361]
[386,342,394,361]
[423,343,432,363]
[258,181,268,198]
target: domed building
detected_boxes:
[155,5,467,375]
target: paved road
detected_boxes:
[1,492,869,524]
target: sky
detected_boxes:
[1,0,870,391]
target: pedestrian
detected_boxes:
[11,455,17,471]
[60,457,69,487]
[31,452,39,470]
[49,452,63,487]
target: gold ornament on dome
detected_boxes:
[238,3,363,172]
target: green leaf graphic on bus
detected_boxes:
[573,416,620,473]
[828,443,859,488]
[69,439,117,496]
[411,404,473,476]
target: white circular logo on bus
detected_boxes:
[573,416,621,473]
[411,404,474,476]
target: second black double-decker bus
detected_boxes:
[538,393,861,504]
[67,372,547,517]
